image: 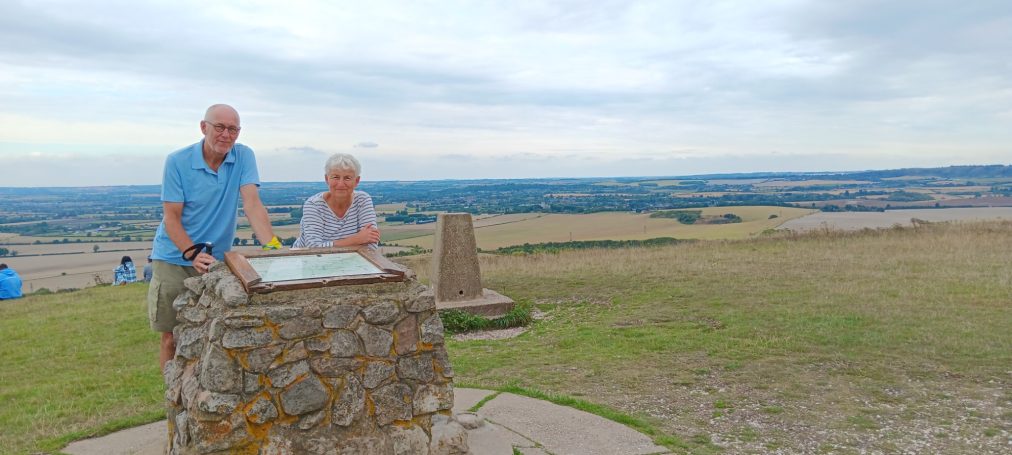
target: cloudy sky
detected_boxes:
[1,0,1009,186]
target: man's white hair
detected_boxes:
[204,104,239,122]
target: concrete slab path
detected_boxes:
[63,388,670,455]
[477,392,668,455]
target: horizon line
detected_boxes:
[1,163,1009,190]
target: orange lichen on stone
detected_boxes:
[353,355,369,373]
[242,392,271,415]
[267,396,301,426]
[275,412,299,426]
[235,352,251,370]
[390,420,415,428]
[261,319,281,338]
[207,417,237,437]
[228,442,262,455]
[244,418,273,445]
[365,395,377,416]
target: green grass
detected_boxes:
[440,221,1012,452]
[3,221,1010,453]
[440,300,534,334]
[467,391,501,412]
[0,284,162,454]
[846,414,880,430]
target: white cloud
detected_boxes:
[0,0,1009,186]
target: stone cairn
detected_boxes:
[163,262,469,454]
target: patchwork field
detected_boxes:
[754,179,873,187]
[5,207,813,291]
[374,202,408,213]
[3,241,152,256]
[388,206,815,250]
[778,207,1012,232]
[7,206,1010,292]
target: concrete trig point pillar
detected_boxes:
[431,213,514,317]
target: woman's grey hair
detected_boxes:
[324,153,361,176]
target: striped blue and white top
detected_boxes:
[292,191,378,249]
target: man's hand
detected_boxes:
[192,252,216,274]
[262,236,282,250]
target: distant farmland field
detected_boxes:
[6,243,411,291]
[7,247,156,292]
[378,213,544,242]
[381,229,434,242]
[2,240,152,256]
[754,179,873,187]
[778,207,1012,232]
[374,202,407,213]
[23,207,1005,292]
[388,206,814,250]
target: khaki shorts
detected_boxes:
[147,260,200,333]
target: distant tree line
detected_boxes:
[384,210,436,224]
[650,210,702,224]
[820,204,886,212]
[845,165,1012,180]
[384,246,430,257]
[992,185,1012,196]
[885,191,934,202]
[649,210,742,224]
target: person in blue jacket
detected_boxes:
[0,263,23,300]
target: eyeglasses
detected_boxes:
[205,121,241,136]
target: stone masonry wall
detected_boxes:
[163,262,468,454]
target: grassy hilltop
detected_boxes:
[2,221,1010,454]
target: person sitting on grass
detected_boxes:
[113,256,137,286]
[292,153,380,250]
[143,256,153,283]
[0,263,23,300]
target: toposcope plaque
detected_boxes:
[224,247,408,293]
[164,247,470,454]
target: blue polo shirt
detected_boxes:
[151,140,260,266]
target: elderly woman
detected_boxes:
[293,153,380,249]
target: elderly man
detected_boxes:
[148,104,280,370]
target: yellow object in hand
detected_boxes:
[262,236,282,250]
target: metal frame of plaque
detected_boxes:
[224,247,407,294]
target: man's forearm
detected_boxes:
[245,203,275,245]
[163,204,195,256]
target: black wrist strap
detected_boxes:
[181,242,213,261]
